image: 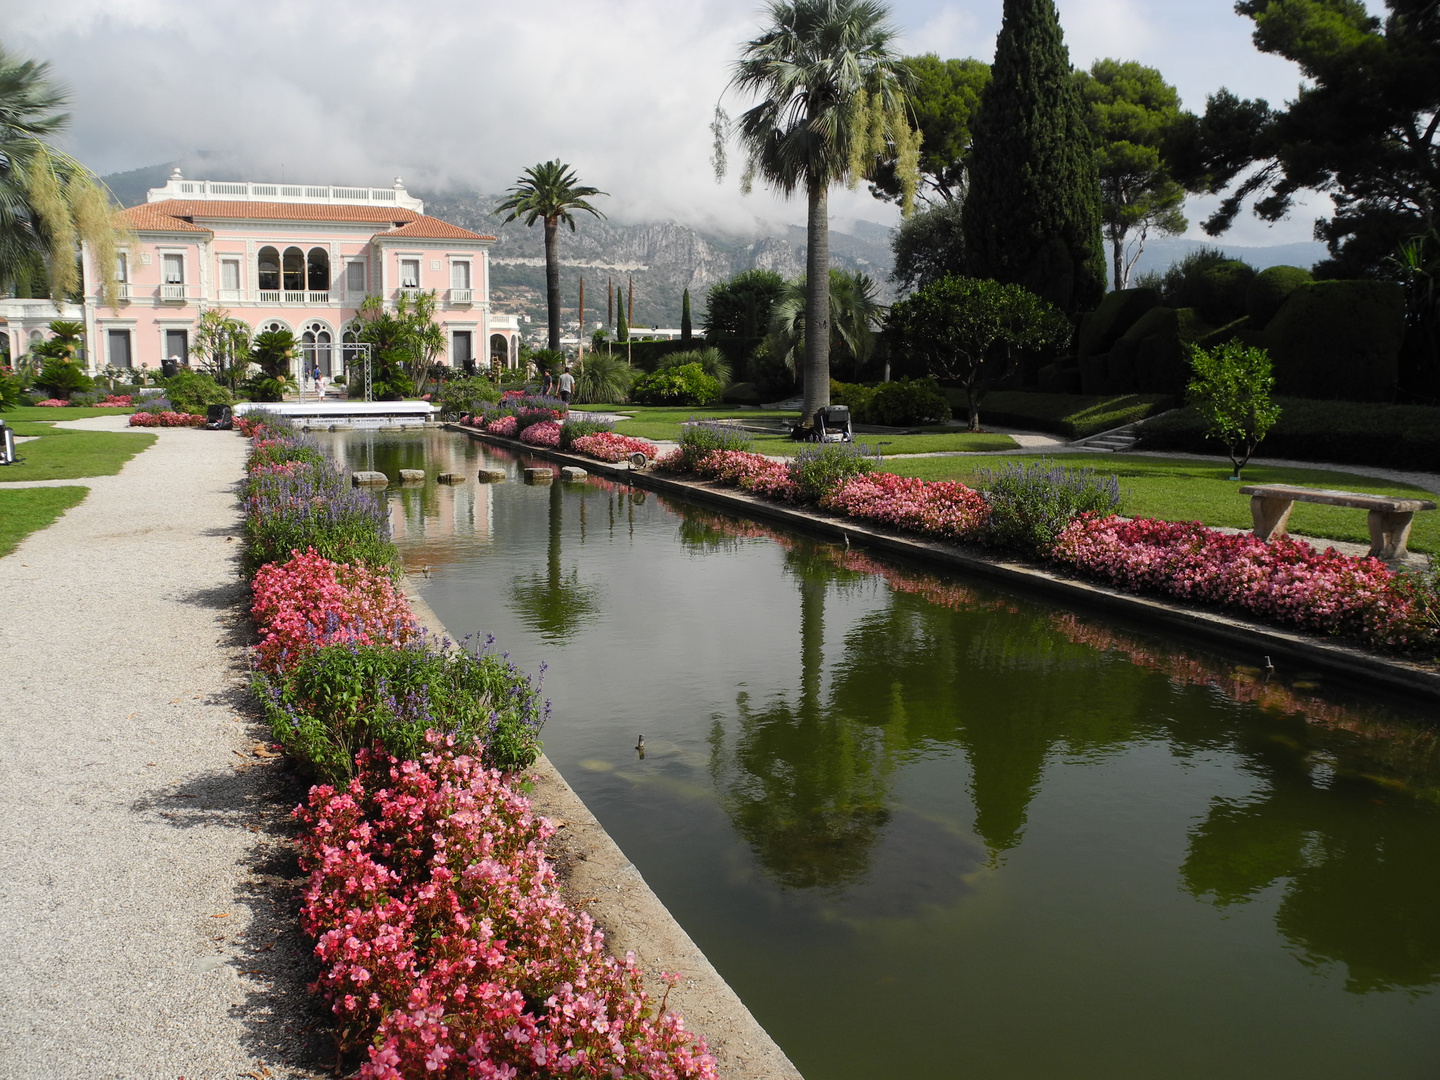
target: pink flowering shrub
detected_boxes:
[571,431,659,463]
[519,419,562,447]
[822,473,989,541]
[296,739,716,1079]
[96,394,133,407]
[1052,514,1427,648]
[250,548,418,674]
[129,410,206,428]
[485,415,519,437]
[34,398,69,407]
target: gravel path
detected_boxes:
[0,421,329,1080]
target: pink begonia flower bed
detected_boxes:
[128,410,207,427]
[821,472,989,541]
[1052,514,1424,648]
[518,419,562,447]
[571,431,660,463]
[485,415,519,437]
[250,547,418,674]
[297,738,717,1079]
[97,394,133,406]
[34,399,70,407]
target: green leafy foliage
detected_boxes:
[677,418,755,468]
[1263,279,1405,401]
[257,640,546,783]
[631,363,721,406]
[960,0,1106,313]
[558,415,613,449]
[573,351,632,404]
[164,368,232,416]
[886,275,1071,429]
[655,346,732,386]
[435,376,501,419]
[1246,265,1313,326]
[870,53,991,205]
[891,197,967,291]
[1074,58,1192,290]
[703,268,787,372]
[32,359,92,400]
[787,440,882,501]
[1185,340,1282,477]
[864,377,951,426]
[1174,258,1255,325]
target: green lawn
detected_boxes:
[0,486,89,557]
[569,404,1018,454]
[4,405,136,422]
[1,425,157,482]
[946,391,1173,438]
[885,452,1440,555]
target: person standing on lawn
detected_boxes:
[557,365,575,406]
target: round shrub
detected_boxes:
[631,362,722,406]
[1175,260,1256,326]
[1246,265,1313,327]
[164,368,233,415]
[866,377,950,426]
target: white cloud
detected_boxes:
[2,0,1357,246]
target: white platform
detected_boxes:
[232,401,436,421]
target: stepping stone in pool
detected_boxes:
[477,468,506,483]
[560,466,588,481]
[524,467,554,485]
[399,469,426,483]
[352,471,388,486]
[437,472,465,485]
[329,423,353,432]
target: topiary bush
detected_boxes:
[1245,265,1313,327]
[1263,279,1405,400]
[829,379,877,419]
[1077,287,1160,358]
[164,368,233,416]
[631,363,722,406]
[865,377,951,426]
[1174,259,1256,325]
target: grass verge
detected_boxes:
[0,428,157,482]
[0,486,88,557]
[4,405,137,422]
[885,452,1440,555]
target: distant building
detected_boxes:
[71,170,521,378]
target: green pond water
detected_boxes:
[322,428,1440,1080]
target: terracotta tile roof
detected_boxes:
[119,203,213,233]
[380,216,496,241]
[130,199,424,225]
[119,200,494,242]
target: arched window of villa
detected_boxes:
[490,333,508,369]
[307,248,330,292]
[301,321,333,376]
[282,247,305,292]
[257,246,280,291]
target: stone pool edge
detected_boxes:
[451,424,1440,703]
[401,583,805,1080]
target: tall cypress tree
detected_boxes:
[681,288,693,341]
[960,0,1106,315]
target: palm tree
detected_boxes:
[0,44,128,306]
[768,268,884,380]
[715,0,916,422]
[495,161,606,353]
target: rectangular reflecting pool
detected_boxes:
[321,428,1440,1080]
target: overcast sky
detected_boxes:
[4,0,1359,246]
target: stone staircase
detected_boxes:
[1071,421,1144,452]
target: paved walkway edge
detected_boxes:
[402,586,805,1080]
[451,424,1440,703]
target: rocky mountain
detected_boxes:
[421,190,897,334]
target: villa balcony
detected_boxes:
[115,283,131,301]
[159,284,190,302]
[449,288,473,305]
[258,290,333,305]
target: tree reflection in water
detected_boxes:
[507,477,602,642]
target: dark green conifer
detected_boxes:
[960,0,1105,315]
[681,288,693,341]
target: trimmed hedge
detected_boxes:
[1246,265,1312,326]
[1264,279,1405,401]
[1077,287,1160,358]
[1174,259,1255,325]
[965,390,1173,438]
[1135,396,1440,471]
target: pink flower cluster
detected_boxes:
[34,398,70,407]
[250,548,418,674]
[519,420,562,447]
[236,415,270,437]
[97,394,134,406]
[485,415,519,437]
[500,390,527,403]
[297,739,717,1080]
[571,432,659,463]
[1052,514,1424,648]
[129,410,207,427]
[821,472,989,541]
[692,449,801,501]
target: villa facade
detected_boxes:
[69,171,520,380]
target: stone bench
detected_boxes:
[1239,484,1436,561]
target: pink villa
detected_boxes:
[69,170,520,380]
